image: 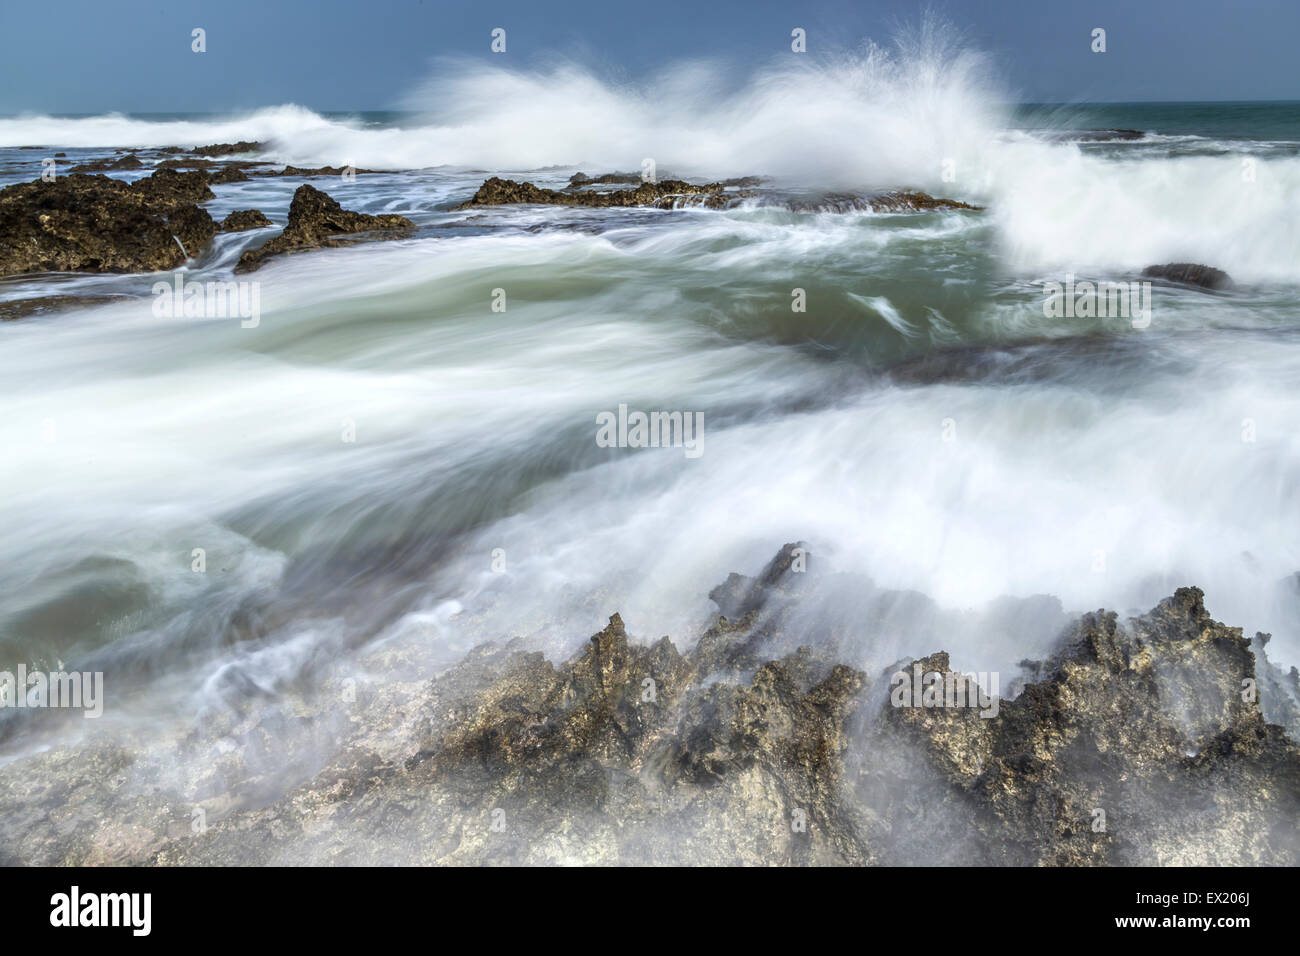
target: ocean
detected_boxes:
[0,79,1298,771]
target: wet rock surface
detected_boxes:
[458,176,980,215]
[456,176,753,210]
[0,544,1294,865]
[68,154,144,173]
[792,190,983,212]
[192,141,264,157]
[1142,262,1233,289]
[0,293,135,322]
[0,171,217,275]
[219,209,273,232]
[234,184,414,273]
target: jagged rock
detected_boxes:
[1141,263,1233,290]
[0,171,217,275]
[219,209,272,232]
[0,545,1294,865]
[234,184,414,273]
[872,587,1299,864]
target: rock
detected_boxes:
[219,209,272,232]
[794,190,982,213]
[67,154,144,173]
[0,545,1294,865]
[0,293,134,322]
[192,141,263,157]
[568,171,642,186]
[455,176,749,211]
[234,184,414,273]
[207,166,251,185]
[130,167,214,207]
[252,165,376,178]
[1141,263,1233,290]
[874,586,1298,864]
[0,171,217,276]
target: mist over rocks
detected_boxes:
[0,544,1294,866]
[233,184,414,273]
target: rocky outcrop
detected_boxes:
[129,167,214,206]
[207,166,251,185]
[68,154,143,173]
[234,184,414,272]
[219,209,272,232]
[192,141,263,157]
[0,171,217,275]
[455,176,751,211]
[1142,263,1233,290]
[793,190,983,213]
[875,587,1299,864]
[0,544,1293,866]
[459,177,978,214]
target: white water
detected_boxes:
[3,20,1300,744]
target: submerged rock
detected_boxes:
[219,209,272,232]
[0,171,217,276]
[793,190,982,213]
[0,293,134,322]
[1141,263,1233,290]
[234,184,414,273]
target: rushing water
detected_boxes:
[0,41,1298,762]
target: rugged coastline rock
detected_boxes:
[219,209,273,232]
[793,190,983,213]
[234,184,414,272]
[68,154,143,173]
[0,171,217,275]
[458,176,979,214]
[456,176,749,210]
[192,141,264,157]
[0,543,1293,865]
[1142,262,1233,290]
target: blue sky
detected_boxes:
[0,0,1296,113]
